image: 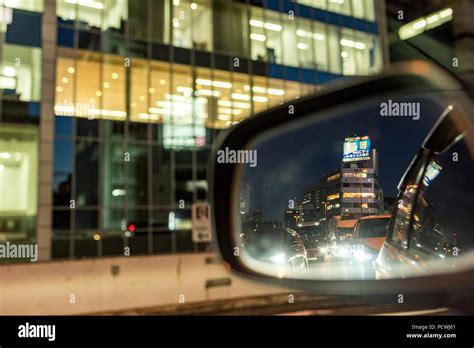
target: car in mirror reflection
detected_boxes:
[243,226,309,273]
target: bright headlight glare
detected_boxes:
[336,245,350,258]
[270,253,286,264]
[354,248,372,262]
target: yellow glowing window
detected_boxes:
[327,173,341,182]
[343,192,375,198]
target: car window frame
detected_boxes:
[407,129,474,258]
[387,150,431,251]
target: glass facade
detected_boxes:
[0,125,38,243]
[0,0,384,261]
[55,0,381,74]
[297,0,375,21]
[0,1,42,245]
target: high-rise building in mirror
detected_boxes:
[302,135,383,222]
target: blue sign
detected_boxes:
[343,137,371,162]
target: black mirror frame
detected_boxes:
[208,60,474,295]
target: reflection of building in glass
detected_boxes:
[284,209,300,230]
[383,197,396,214]
[392,183,417,247]
[341,136,383,217]
[302,135,384,221]
[303,169,341,220]
[0,0,387,261]
[412,197,449,251]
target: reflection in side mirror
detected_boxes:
[234,93,474,281]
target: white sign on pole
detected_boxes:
[192,202,212,243]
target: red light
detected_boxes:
[128,223,136,232]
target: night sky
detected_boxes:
[241,94,447,222]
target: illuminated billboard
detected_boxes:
[342,136,371,162]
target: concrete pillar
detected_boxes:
[374,0,391,66]
[37,0,57,260]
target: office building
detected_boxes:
[302,135,383,221]
[0,0,387,261]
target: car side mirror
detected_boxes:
[209,61,474,295]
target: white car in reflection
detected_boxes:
[244,228,309,272]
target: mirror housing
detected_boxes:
[209,61,474,295]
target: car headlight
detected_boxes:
[353,248,372,262]
[336,245,350,258]
[270,253,286,264]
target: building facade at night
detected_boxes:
[302,169,340,220]
[301,135,383,222]
[0,0,388,261]
[340,146,383,217]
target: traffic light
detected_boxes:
[127,223,136,233]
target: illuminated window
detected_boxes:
[211,69,233,129]
[137,60,168,124]
[327,193,340,201]
[172,0,213,51]
[286,80,302,101]
[57,0,127,31]
[295,19,329,70]
[55,49,126,120]
[1,44,41,102]
[231,71,252,125]
[1,0,43,12]
[0,125,38,242]
[340,28,381,75]
[55,49,75,116]
[343,172,368,178]
[297,0,375,21]
[267,13,284,65]
[130,57,150,123]
[267,78,284,108]
[343,192,375,198]
[55,49,314,128]
[327,0,351,17]
[249,8,269,62]
[164,63,206,148]
[252,75,268,114]
[102,54,126,119]
[327,25,342,74]
[75,50,101,119]
[327,173,341,181]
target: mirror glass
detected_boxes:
[235,92,474,280]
